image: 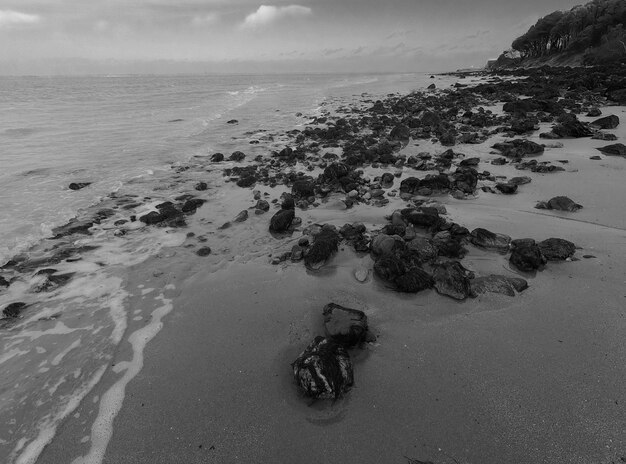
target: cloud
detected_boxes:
[0,10,41,27]
[242,5,311,29]
[192,13,219,26]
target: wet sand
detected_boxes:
[33,92,626,462]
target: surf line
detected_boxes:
[71,292,174,464]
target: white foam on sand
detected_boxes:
[70,293,174,464]
[13,365,107,464]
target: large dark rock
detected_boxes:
[269,201,295,233]
[406,237,438,262]
[419,173,450,191]
[292,336,353,399]
[551,114,592,138]
[3,302,26,318]
[596,143,626,157]
[401,207,444,230]
[323,303,368,347]
[140,202,185,227]
[304,227,340,269]
[492,139,544,159]
[181,198,206,213]
[370,234,402,257]
[591,115,619,130]
[399,177,421,194]
[510,242,546,272]
[389,124,411,142]
[470,275,528,297]
[470,228,511,253]
[451,167,478,194]
[536,196,582,212]
[538,238,576,261]
[432,231,467,259]
[432,261,473,300]
[323,163,351,181]
[292,179,316,198]
[69,182,91,191]
[229,151,246,162]
[394,267,433,293]
[210,153,224,162]
[495,182,518,195]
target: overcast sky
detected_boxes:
[0,0,582,74]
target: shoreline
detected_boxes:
[3,66,626,463]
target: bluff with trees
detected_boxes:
[493,0,626,67]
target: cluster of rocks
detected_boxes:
[292,303,371,399]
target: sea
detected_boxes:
[0,72,442,463]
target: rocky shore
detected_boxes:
[4,64,626,464]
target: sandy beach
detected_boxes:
[4,67,626,464]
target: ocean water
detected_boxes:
[0,72,439,463]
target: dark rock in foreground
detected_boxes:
[591,115,619,130]
[323,303,368,347]
[3,302,26,318]
[538,238,576,261]
[269,199,295,233]
[536,196,582,212]
[470,275,528,297]
[304,226,340,269]
[292,336,353,399]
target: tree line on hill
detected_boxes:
[510,0,626,64]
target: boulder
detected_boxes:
[394,267,433,293]
[399,177,421,194]
[596,143,626,157]
[451,167,478,194]
[551,114,592,138]
[229,151,246,162]
[292,336,353,399]
[509,242,546,272]
[323,303,368,346]
[269,209,295,233]
[470,228,511,253]
[538,238,576,261]
[432,261,474,300]
[389,124,411,142]
[406,237,438,262]
[470,275,528,297]
[536,196,582,212]
[194,181,208,191]
[591,115,619,130]
[492,139,544,159]
[304,227,340,269]
[3,302,26,318]
[210,153,224,162]
[495,183,518,195]
[196,247,212,257]
[181,198,205,213]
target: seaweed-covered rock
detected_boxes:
[432,261,474,300]
[470,228,511,253]
[510,242,546,272]
[323,303,368,347]
[394,267,433,293]
[304,226,340,269]
[470,275,528,297]
[538,238,576,261]
[292,336,353,399]
[596,143,626,157]
[591,115,619,130]
[536,196,582,212]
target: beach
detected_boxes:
[3,68,626,464]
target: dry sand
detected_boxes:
[36,104,626,464]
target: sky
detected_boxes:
[0,0,583,74]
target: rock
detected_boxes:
[536,196,582,212]
[304,227,340,269]
[591,115,619,130]
[470,228,511,253]
[236,175,256,188]
[586,107,602,117]
[227,119,238,124]
[323,303,368,347]
[370,234,401,257]
[323,162,351,181]
[394,267,433,293]
[69,182,91,190]
[492,139,544,159]
[427,83,436,90]
[3,302,26,318]
[196,247,212,257]
[510,243,546,271]
[551,114,593,138]
[406,237,438,262]
[389,124,411,142]
[269,207,295,233]
[591,132,618,141]
[292,180,316,198]
[399,177,421,194]
[451,167,478,194]
[590,155,602,160]
[210,153,224,162]
[291,245,304,261]
[181,198,206,213]
[538,238,576,261]
[470,275,528,297]
[51,218,94,238]
[432,231,467,259]
[233,210,248,222]
[380,172,395,188]
[432,261,473,300]
[509,176,532,186]
[0,276,8,287]
[194,181,208,191]
[459,157,480,167]
[596,143,626,157]
[354,266,369,282]
[292,336,353,399]
[255,199,270,212]
[495,182,518,194]
[140,202,185,227]
[401,207,444,230]
[229,151,246,162]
